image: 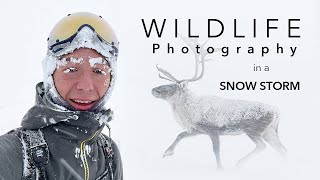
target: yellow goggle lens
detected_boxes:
[48,12,118,47]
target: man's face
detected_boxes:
[53,48,111,111]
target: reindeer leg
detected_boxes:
[262,128,287,157]
[236,133,266,167]
[163,131,200,158]
[209,132,223,170]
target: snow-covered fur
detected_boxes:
[152,82,286,168]
[153,83,279,133]
[177,91,278,132]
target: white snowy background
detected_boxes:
[0,0,319,180]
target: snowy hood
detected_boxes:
[21,82,113,138]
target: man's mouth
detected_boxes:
[72,99,94,104]
[69,99,96,110]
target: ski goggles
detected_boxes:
[47,12,119,55]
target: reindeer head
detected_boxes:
[152,81,188,100]
[152,37,214,102]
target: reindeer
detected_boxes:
[151,38,287,169]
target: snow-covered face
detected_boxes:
[53,48,111,111]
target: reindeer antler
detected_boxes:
[179,35,213,82]
[156,35,218,83]
[156,64,179,82]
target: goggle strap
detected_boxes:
[49,33,77,52]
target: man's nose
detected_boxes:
[76,71,94,92]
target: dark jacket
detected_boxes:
[0,83,123,180]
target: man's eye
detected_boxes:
[63,67,77,73]
[94,69,107,75]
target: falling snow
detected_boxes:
[75,147,80,159]
[85,145,92,156]
[49,118,56,124]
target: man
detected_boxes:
[0,12,123,180]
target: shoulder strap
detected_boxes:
[96,133,115,180]
[9,128,49,180]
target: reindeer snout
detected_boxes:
[152,88,160,98]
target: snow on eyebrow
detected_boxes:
[70,57,83,64]
[56,57,83,70]
[89,57,107,67]
[56,58,67,69]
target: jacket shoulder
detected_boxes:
[0,133,23,179]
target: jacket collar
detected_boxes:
[21,82,113,140]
